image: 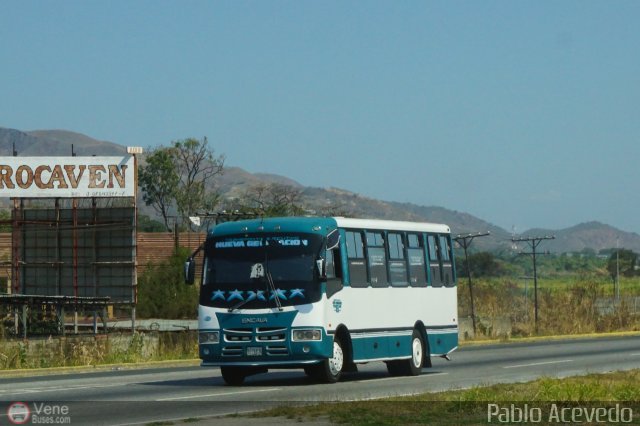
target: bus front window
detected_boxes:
[200,233,324,308]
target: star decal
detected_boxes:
[211,290,225,301]
[269,288,288,300]
[289,288,305,299]
[227,289,244,302]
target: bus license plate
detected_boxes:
[246,347,262,356]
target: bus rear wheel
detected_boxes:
[306,336,344,383]
[403,328,425,375]
[387,329,424,376]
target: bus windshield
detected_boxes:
[200,232,324,308]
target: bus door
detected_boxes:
[439,235,454,286]
[345,230,367,286]
[427,234,443,287]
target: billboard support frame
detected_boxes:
[1,153,141,338]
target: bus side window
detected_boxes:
[366,231,387,287]
[407,233,427,287]
[427,234,443,287]
[388,232,408,286]
[440,235,454,287]
[345,230,367,287]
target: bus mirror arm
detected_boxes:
[184,258,196,285]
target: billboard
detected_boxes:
[18,205,136,302]
[0,156,135,198]
[1,155,139,305]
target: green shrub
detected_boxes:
[136,247,199,319]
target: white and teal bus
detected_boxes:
[185,216,458,385]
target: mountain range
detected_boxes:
[2,126,640,253]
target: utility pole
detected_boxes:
[454,231,490,336]
[511,235,555,333]
[616,237,620,302]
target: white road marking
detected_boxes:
[156,387,281,401]
[630,353,640,357]
[503,359,574,369]
[0,383,124,395]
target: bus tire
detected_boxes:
[405,328,425,375]
[220,366,247,386]
[385,360,404,376]
[308,335,345,383]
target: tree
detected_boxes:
[139,137,225,231]
[457,252,504,278]
[173,137,225,229]
[139,147,179,232]
[607,248,638,281]
[231,183,305,217]
[137,214,168,232]
[136,247,199,319]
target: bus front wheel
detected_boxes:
[220,366,247,386]
[306,336,344,383]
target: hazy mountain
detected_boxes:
[523,222,640,254]
[0,127,126,156]
[218,167,304,199]
[1,126,639,253]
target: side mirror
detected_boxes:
[184,258,196,285]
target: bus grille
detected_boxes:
[266,346,288,356]
[221,346,243,357]
[220,327,289,357]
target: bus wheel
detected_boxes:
[308,336,344,383]
[385,360,403,376]
[220,366,247,386]
[403,328,425,376]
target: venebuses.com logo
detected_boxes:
[6,401,71,424]
[7,402,31,424]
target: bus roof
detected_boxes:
[210,216,450,236]
[334,217,450,234]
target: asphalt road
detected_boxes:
[1,334,639,425]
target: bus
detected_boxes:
[185,216,458,385]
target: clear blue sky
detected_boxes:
[2,1,639,233]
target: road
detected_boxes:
[1,334,639,425]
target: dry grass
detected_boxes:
[459,277,640,338]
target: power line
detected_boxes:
[511,235,555,333]
[454,231,490,336]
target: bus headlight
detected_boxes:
[199,331,219,344]
[292,329,322,342]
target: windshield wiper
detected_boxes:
[263,242,283,312]
[229,295,252,313]
[265,269,283,312]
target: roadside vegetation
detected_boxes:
[457,250,640,338]
[247,370,640,425]
[0,331,196,370]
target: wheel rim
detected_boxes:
[411,337,423,368]
[328,341,344,376]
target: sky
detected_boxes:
[1,1,639,233]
